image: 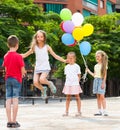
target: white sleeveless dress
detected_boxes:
[34,44,51,74]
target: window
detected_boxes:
[106,1,113,14]
[83,9,91,17]
[100,0,104,8]
[83,0,98,11]
[45,4,63,13]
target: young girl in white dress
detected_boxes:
[22,30,66,97]
[62,52,82,116]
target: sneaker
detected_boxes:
[75,112,82,117]
[103,111,108,116]
[7,122,12,128]
[49,81,57,94]
[41,86,47,98]
[11,122,20,128]
[94,111,102,116]
[63,112,69,117]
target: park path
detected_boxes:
[0,97,120,130]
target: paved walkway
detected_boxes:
[0,96,120,130]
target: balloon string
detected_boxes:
[77,41,87,68]
[81,53,87,68]
[77,41,79,46]
[81,53,88,82]
[77,41,88,82]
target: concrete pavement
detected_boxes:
[0,96,120,130]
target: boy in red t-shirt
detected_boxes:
[3,35,26,128]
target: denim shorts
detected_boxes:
[6,77,22,99]
[93,78,106,94]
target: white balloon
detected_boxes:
[72,12,84,26]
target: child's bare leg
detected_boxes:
[100,94,108,116]
[33,73,44,91]
[40,73,56,94]
[12,98,18,123]
[96,94,101,109]
[39,72,49,85]
[6,98,12,122]
[63,95,71,116]
[100,94,106,109]
[75,94,81,113]
[94,94,102,115]
[66,95,71,113]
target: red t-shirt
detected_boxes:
[3,51,25,83]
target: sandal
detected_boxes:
[75,112,82,117]
[11,122,20,128]
[63,112,69,117]
[41,86,47,98]
[49,81,57,94]
[7,122,12,128]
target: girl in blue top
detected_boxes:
[86,50,108,116]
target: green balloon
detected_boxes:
[60,8,72,21]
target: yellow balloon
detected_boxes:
[82,24,94,37]
[72,27,84,41]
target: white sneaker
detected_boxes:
[103,111,108,116]
[94,111,102,116]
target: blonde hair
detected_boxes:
[30,30,46,50]
[96,50,108,78]
[67,51,76,60]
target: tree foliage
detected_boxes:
[54,13,120,79]
[0,0,120,79]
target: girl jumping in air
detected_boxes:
[22,30,66,97]
[62,52,82,117]
[86,50,108,116]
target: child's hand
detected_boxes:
[85,68,89,73]
[22,71,27,78]
[65,59,69,63]
[85,67,94,77]
[101,82,105,89]
[20,54,25,58]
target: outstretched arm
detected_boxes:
[21,48,33,58]
[47,45,66,63]
[86,68,94,77]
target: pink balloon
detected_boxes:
[63,20,75,33]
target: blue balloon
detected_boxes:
[61,33,75,45]
[79,41,91,56]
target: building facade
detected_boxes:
[34,0,116,16]
[116,0,120,12]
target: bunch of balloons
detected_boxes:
[60,8,94,56]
